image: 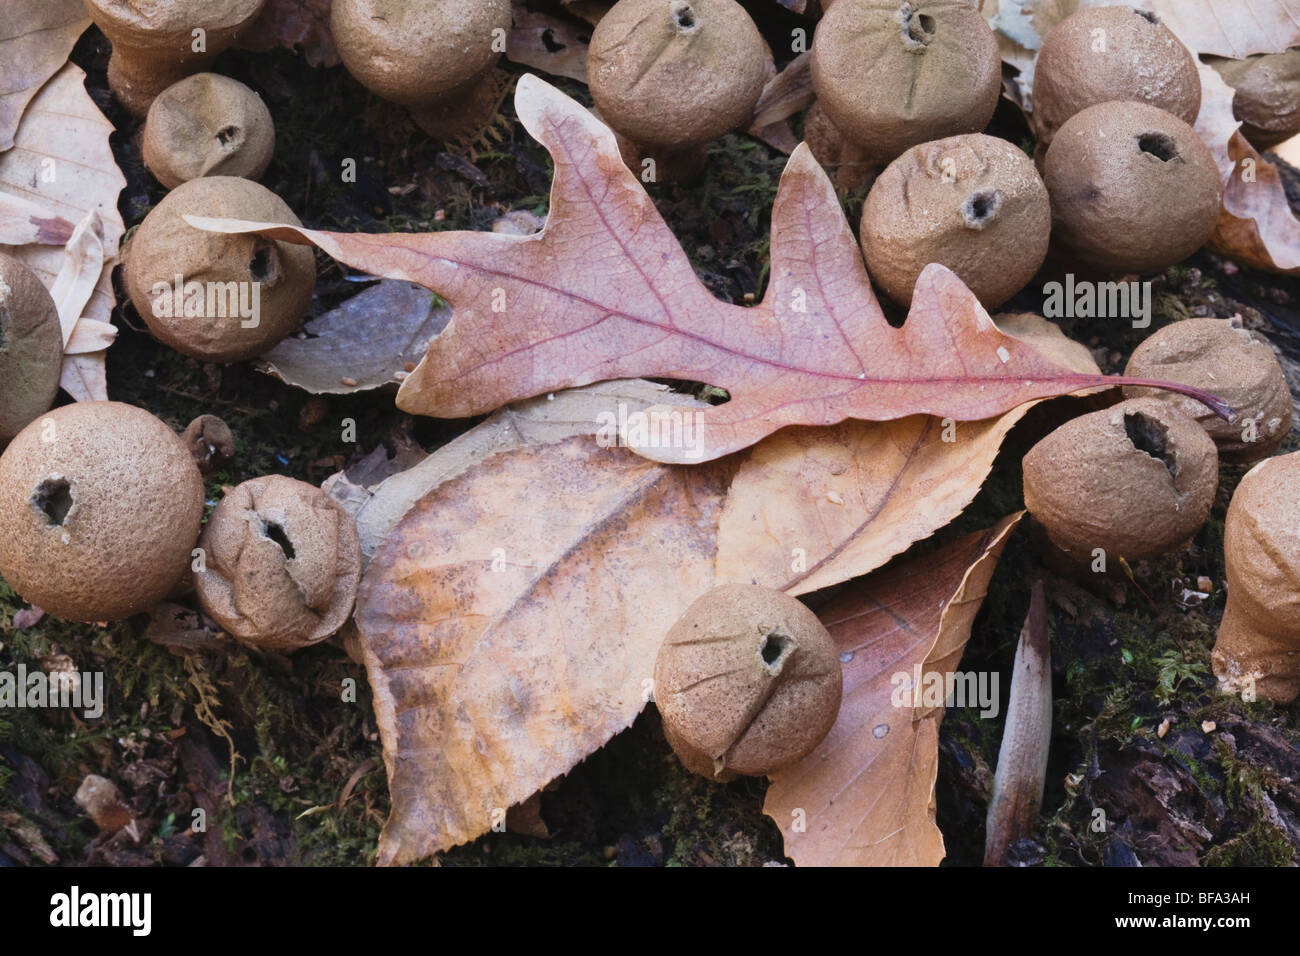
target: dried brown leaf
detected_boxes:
[763,513,1022,866]
[355,437,734,865]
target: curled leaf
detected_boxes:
[763,514,1023,867]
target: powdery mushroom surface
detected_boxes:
[3,16,1300,868]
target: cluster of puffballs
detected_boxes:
[632,1,1300,777]
[0,0,520,653]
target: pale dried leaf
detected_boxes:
[0,192,74,246]
[0,63,126,335]
[260,280,451,393]
[0,0,89,152]
[326,379,708,559]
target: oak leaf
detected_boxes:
[764,513,1022,866]
[0,0,89,152]
[189,75,1226,463]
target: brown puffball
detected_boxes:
[84,0,266,117]
[1123,319,1292,463]
[1207,50,1300,152]
[860,134,1050,307]
[1044,101,1222,275]
[588,0,767,178]
[810,0,1002,164]
[195,475,361,652]
[1032,6,1200,152]
[1212,452,1300,703]
[143,74,275,189]
[0,253,63,445]
[1023,398,1219,565]
[654,584,842,780]
[0,401,204,622]
[123,176,315,363]
[330,0,511,137]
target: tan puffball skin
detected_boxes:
[143,74,275,189]
[84,0,267,117]
[810,0,1002,164]
[330,0,511,108]
[1207,50,1300,152]
[1031,6,1201,152]
[654,584,842,780]
[860,134,1051,308]
[124,176,316,364]
[196,475,361,652]
[1212,452,1300,703]
[588,0,768,151]
[1123,319,1292,464]
[0,253,63,445]
[1023,398,1219,564]
[1044,101,1222,275]
[0,401,204,622]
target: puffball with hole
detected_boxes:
[194,475,361,652]
[123,176,316,364]
[1043,101,1221,275]
[1022,397,1219,566]
[654,584,842,780]
[860,133,1051,308]
[0,401,204,622]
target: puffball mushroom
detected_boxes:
[859,133,1051,308]
[1212,452,1300,703]
[1044,101,1222,275]
[83,0,267,117]
[810,0,1002,166]
[1123,319,1292,464]
[330,0,512,138]
[1207,50,1300,152]
[654,584,842,780]
[0,401,204,622]
[143,74,275,189]
[123,176,315,363]
[1022,398,1219,566]
[587,0,768,182]
[0,253,63,446]
[1031,6,1201,152]
[195,474,361,652]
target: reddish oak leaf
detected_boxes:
[190,74,1228,463]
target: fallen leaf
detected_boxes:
[326,378,708,560]
[0,0,89,152]
[0,62,125,399]
[260,280,450,393]
[984,579,1051,866]
[763,513,1022,867]
[507,0,592,83]
[0,192,75,246]
[715,314,1099,596]
[1198,62,1300,274]
[355,436,734,865]
[189,75,1227,464]
[240,0,339,67]
[748,52,811,154]
[48,210,113,401]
